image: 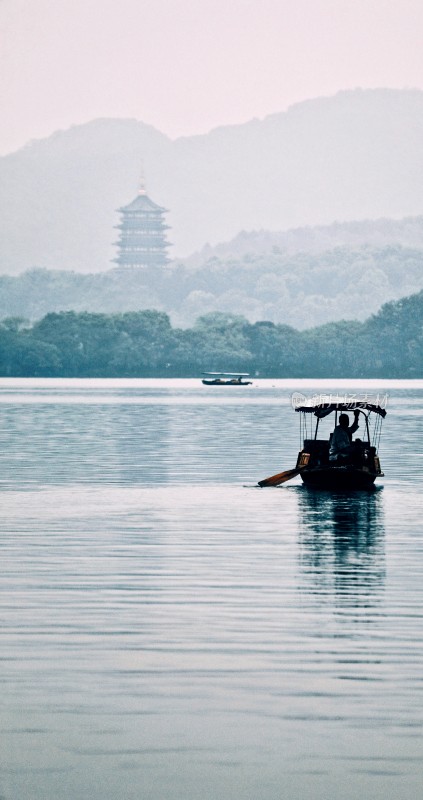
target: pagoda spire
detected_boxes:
[138,163,146,196]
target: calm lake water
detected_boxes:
[1,378,423,800]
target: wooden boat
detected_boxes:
[201,372,252,386]
[294,399,387,489]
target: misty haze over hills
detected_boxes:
[1,226,422,328]
[187,215,423,266]
[1,88,423,275]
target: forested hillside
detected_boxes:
[1,290,421,378]
[1,240,422,329]
[187,216,423,265]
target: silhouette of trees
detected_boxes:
[0,290,422,377]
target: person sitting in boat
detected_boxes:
[329,411,360,461]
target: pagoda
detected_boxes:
[113,178,170,269]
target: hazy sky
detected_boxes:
[1,0,423,155]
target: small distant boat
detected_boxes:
[202,372,252,386]
[259,398,387,489]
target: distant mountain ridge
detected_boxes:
[1,88,423,274]
[186,215,423,267]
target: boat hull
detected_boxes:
[202,379,252,385]
[300,465,378,489]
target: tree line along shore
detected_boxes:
[0,289,422,378]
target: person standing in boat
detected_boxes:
[329,410,360,461]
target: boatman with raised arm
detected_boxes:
[329,411,360,461]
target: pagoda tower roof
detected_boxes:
[118,187,168,214]
[119,194,168,213]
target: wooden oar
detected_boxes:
[258,467,301,487]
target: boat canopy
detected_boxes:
[295,401,387,418]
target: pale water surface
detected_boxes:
[1,379,423,800]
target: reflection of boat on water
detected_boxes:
[297,487,385,605]
[201,372,252,386]
[294,399,387,489]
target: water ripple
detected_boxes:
[0,379,422,800]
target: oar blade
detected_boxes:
[258,468,300,487]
